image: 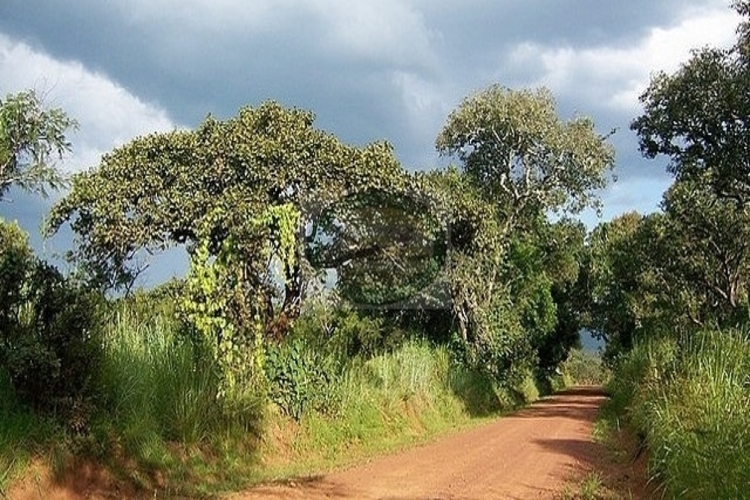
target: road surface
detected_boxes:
[233,386,608,500]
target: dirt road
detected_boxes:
[233,386,608,500]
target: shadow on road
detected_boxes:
[511,386,607,423]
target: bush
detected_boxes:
[265,337,341,420]
[0,220,102,428]
[290,299,404,361]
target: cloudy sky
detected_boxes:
[0,0,742,282]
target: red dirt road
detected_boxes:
[233,386,608,500]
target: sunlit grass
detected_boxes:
[608,330,750,498]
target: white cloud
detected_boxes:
[103,0,439,72]
[0,32,176,172]
[506,3,740,113]
[309,0,438,70]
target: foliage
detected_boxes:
[330,183,446,308]
[0,219,102,427]
[660,174,750,326]
[0,366,57,494]
[98,303,262,446]
[606,331,750,498]
[539,220,589,372]
[289,297,401,361]
[586,213,648,358]
[47,101,408,316]
[179,236,264,399]
[587,179,750,359]
[265,338,341,420]
[562,349,608,386]
[88,301,266,496]
[0,90,77,199]
[432,86,612,382]
[632,2,750,204]
[437,85,614,230]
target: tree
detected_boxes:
[660,174,750,326]
[534,219,588,372]
[434,85,614,375]
[47,101,408,335]
[0,90,77,199]
[328,182,446,309]
[437,85,614,234]
[632,2,750,204]
[587,212,647,357]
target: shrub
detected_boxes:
[264,337,341,420]
[290,298,402,362]
[0,220,102,428]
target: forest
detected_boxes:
[1,2,750,498]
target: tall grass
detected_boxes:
[607,330,750,498]
[99,308,223,444]
[93,305,264,494]
[262,339,511,472]
[0,369,57,493]
[2,297,564,495]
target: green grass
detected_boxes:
[91,304,266,496]
[259,340,506,476]
[607,330,750,498]
[0,369,58,494]
[1,301,566,497]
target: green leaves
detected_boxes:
[437,85,614,229]
[46,87,611,390]
[0,220,101,425]
[632,4,750,203]
[0,90,77,199]
[433,86,612,379]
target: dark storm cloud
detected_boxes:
[0,0,740,253]
[0,0,727,169]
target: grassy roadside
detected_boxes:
[556,349,653,500]
[2,314,557,498]
[562,396,653,500]
[577,329,750,499]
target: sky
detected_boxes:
[0,0,742,284]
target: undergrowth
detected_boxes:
[0,287,574,497]
[257,338,545,482]
[2,301,555,497]
[0,369,58,494]
[606,329,750,498]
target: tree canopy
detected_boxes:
[437,85,614,232]
[632,1,750,204]
[0,90,77,199]
[47,101,411,327]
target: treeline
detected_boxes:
[7,3,750,494]
[588,2,750,497]
[1,84,612,493]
